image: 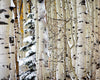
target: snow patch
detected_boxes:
[31,45,36,52]
[23,36,33,43]
[24,19,34,26]
[11,0,15,7]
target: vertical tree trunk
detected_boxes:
[13,0,19,79]
[19,0,24,59]
[49,0,55,79]
[76,0,87,79]
[32,0,38,79]
[37,0,49,80]
[55,0,66,79]
[91,0,98,80]
[9,0,16,79]
[71,0,77,75]
[95,0,100,80]
[0,0,11,79]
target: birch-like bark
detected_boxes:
[84,0,93,79]
[71,0,77,75]
[87,1,94,79]
[0,0,11,79]
[49,0,55,79]
[32,0,38,79]
[13,0,19,79]
[19,0,24,59]
[55,0,66,79]
[49,0,58,79]
[76,0,87,79]
[95,0,100,80]
[37,0,49,80]
[65,0,78,80]
[45,0,53,79]
[91,0,98,79]
[9,0,16,79]
[16,0,20,61]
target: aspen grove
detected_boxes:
[0,0,100,80]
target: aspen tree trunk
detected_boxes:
[65,0,78,80]
[51,1,58,79]
[32,0,38,79]
[37,1,44,80]
[71,0,77,74]
[16,0,20,61]
[76,0,87,79]
[45,0,52,79]
[91,0,98,80]
[87,1,94,79]
[49,0,55,79]
[19,0,24,59]
[61,0,68,79]
[0,0,11,79]
[13,0,19,79]
[95,0,100,80]
[49,0,58,79]
[37,0,49,80]
[9,0,16,79]
[55,0,66,79]
[17,0,22,76]
[85,0,93,79]
[65,1,72,79]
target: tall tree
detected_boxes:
[76,0,87,79]
[13,0,19,79]
[0,0,15,79]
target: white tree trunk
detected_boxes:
[9,1,16,79]
[37,0,49,80]
[0,0,12,79]
[76,0,87,79]
[95,0,100,80]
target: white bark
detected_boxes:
[95,0,100,80]
[0,0,11,79]
[9,5,16,80]
[37,0,49,80]
[76,0,87,79]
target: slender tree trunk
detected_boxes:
[95,0,100,80]
[19,0,24,59]
[0,0,11,79]
[13,0,19,79]
[55,0,67,79]
[76,0,87,79]
[32,0,38,79]
[9,0,16,79]
[37,0,48,80]
[71,0,77,75]
[91,0,98,80]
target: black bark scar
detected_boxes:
[38,0,44,3]
[0,9,6,13]
[0,21,8,25]
[80,0,85,5]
